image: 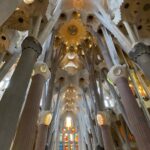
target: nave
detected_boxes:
[0,0,150,150]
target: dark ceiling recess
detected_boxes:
[124,3,130,9]
[60,13,67,20]
[18,17,24,23]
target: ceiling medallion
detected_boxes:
[58,19,87,46]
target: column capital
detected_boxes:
[97,111,111,126]
[33,62,50,80]
[108,64,128,84]
[38,111,52,126]
[129,42,150,62]
[22,36,42,56]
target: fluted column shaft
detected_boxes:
[0,36,42,150]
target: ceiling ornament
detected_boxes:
[121,0,150,38]
[4,9,30,31]
[58,19,87,46]
[0,29,11,52]
[60,52,82,75]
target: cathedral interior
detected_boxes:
[0,0,150,150]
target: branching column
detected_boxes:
[83,90,98,148]
[12,63,50,150]
[94,28,150,150]
[0,36,42,150]
[129,43,150,80]
[108,65,150,150]
[34,43,64,150]
[95,72,115,150]
[47,79,63,150]
[82,44,114,150]
[123,22,150,80]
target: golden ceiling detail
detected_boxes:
[63,86,79,102]
[62,86,80,112]
[121,0,150,38]
[73,0,84,9]
[58,19,87,46]
[60,52,82,75]
[4,10,30,31]
[0,30,10,52]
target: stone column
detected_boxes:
[83,91,98,148]
[0,36,42,150]
[101,126,115,150]
[35,111,52,150]
[95,30,150,149]
[89,69,114,150]
[12,63,50,150]
[129,42,150,80]
[35,77,63,150]
[97,112,115,150]
[34,75,55,150]
[51,97,62,150]
[108,64,150,150]
[93,31,130,150]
